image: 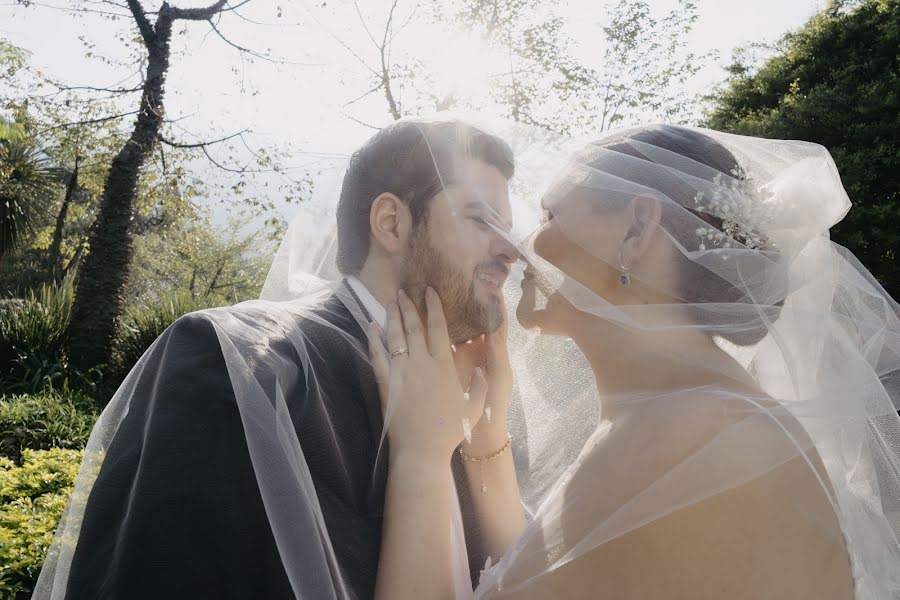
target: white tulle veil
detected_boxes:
[31,116,900,600]
[476,123,900,599]
[33,116,520,600]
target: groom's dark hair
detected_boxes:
[335,119,514,275]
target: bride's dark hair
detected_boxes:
[586,125,784,346]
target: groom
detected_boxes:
[61,119,517,599]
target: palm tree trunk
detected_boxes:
[68,8,174,374]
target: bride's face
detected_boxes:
[517,187,630,335]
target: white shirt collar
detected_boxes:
[346,275,387,328]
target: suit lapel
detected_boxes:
[330,283,390,510]
[333,281,384,444]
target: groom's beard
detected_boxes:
[401,227,503,344]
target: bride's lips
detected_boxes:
[520,267,537,290]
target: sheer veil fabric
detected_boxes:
[474,124,900,599]
[33,118,507,600]
[32,118,900,599]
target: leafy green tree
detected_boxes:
[2,0,305,369]
[327,0,708,133]
[704,0,899,292]
[128,213,270,307]
[447,0,708,133]
[65,0,256,373]
[560,0,710,133]
[0,37,281,401]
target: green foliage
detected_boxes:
[0,448,83,599]
[559,0,710,132]
[0,279,73,395]
[1,34,291,375]
[0,39,28,92]
[128,215,271,308]
[0,392,96,464]
[450,0,709,133]
[704,0,900,292]
[0,118,24,143]
[0,132,63,260]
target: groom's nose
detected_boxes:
[490,232,520,265]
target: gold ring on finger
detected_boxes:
[389,347,408,359]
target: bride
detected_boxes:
[376,124,900,599]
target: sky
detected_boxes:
[0,0,825,229]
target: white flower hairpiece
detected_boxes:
[693,167,773,252]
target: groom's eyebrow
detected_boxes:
[465,200,512,233]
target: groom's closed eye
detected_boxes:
[470,215,496,230]
[464,201,512,234]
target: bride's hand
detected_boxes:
[367,287,488,464]
[453,295,513,456]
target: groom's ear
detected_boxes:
[620,195,662,267]
[369,192,412,256]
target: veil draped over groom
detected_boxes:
[32,117,900,599]
[33,118,519,600]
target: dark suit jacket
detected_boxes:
[63,290,484,600]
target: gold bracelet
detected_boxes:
[459,433,512,493]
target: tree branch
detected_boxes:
[391,2,419,42]
[5,1,130,18]
[47,80,144,95]
[206,18,283,63]
[171,0,228,21]
[157,130,246,148]
[199,145,250,173]
[342,82,384,108]
[218,0,253,12]
[341,111,380,130]
[353,0,380,49]
[37,110,141,135]
[125,0,156,46]
[380,0,402,120]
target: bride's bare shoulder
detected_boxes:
[496,390,853,599]
[583,387,819,475]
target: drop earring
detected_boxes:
[618,248,632,286]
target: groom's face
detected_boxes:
[401,158,516,344]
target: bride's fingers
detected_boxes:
[366,323,390,411]
[397,289,428,357]
[495,294,510,341]
[463,367,489,426]
[425,286,452,359]
[486,327,509,365]
[386,301,408,364]
[486,297,510,366]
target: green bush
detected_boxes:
[0,448,82,599]
[0,392,96,464]
[0,281,213,406]
[0,279,72,395]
